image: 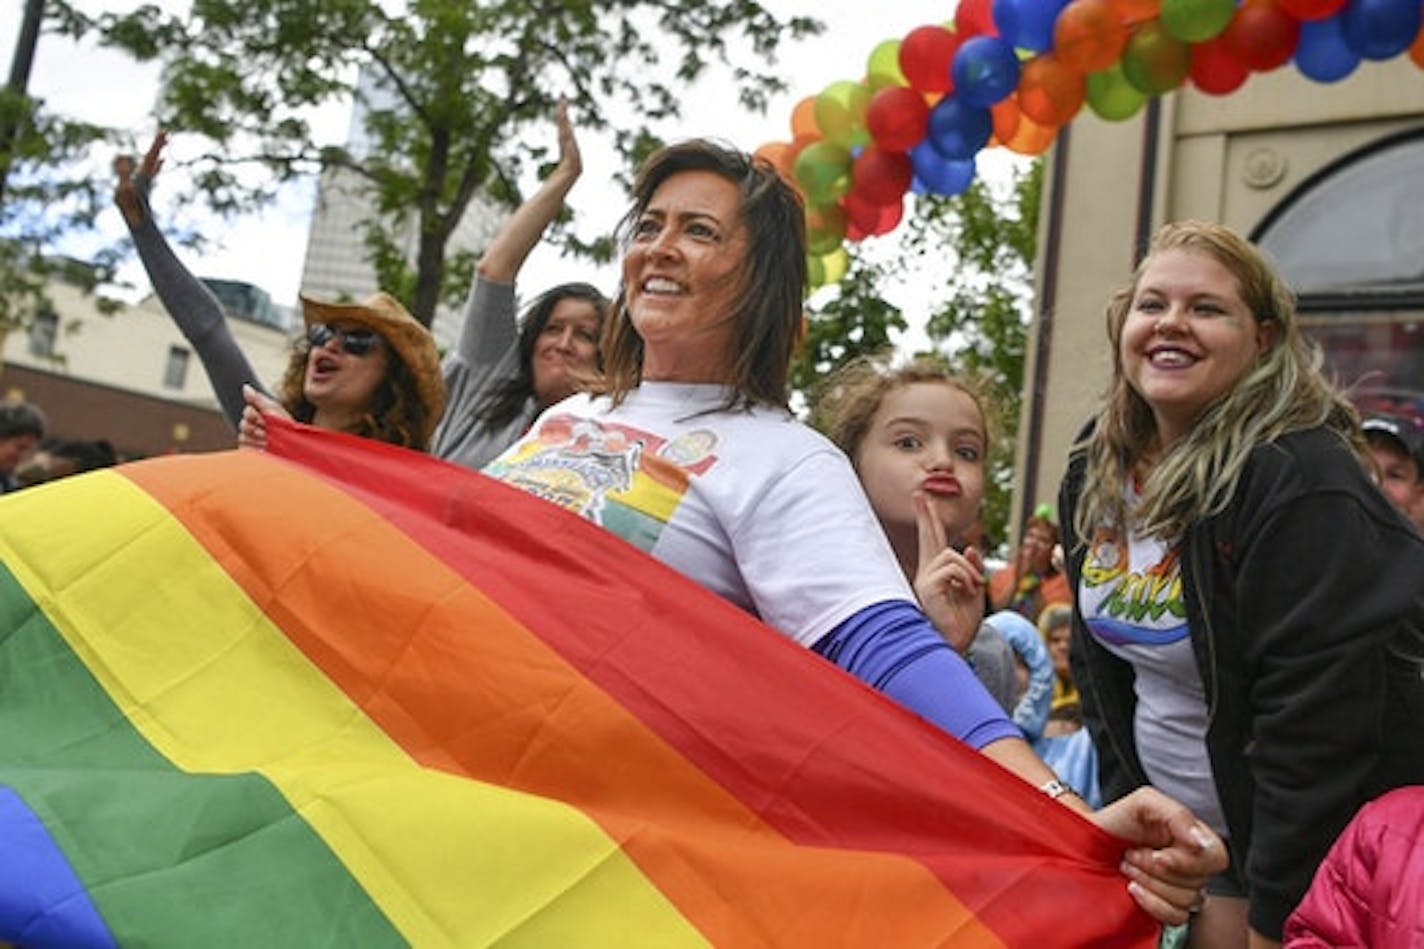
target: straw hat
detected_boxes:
[298,292,446,442]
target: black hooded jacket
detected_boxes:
[1059,424,1424,939]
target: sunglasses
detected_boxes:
[307,323,383,357]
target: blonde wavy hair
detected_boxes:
[1073,220,1364,542]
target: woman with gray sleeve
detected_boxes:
[114,131,263,428]
[431,101,609,471]
[114,133,445,451]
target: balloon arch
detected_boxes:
[755,0,1424,287]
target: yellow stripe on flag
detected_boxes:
[0,472,705,947]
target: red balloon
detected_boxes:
[1276,0,1346,20]
[1016,54,1086,126]
[1412,18,1424,68]
[866,86,932,151]
[1189,35,1250,92]
[1223,0,1301,70]
[852,147,915,205]
[956,0,1001,36]
[1056,0,1132,74]
[843,190,905,238]
[899,25,962,94]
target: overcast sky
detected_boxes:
[2,1,1023,329]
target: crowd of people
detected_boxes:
[5,109,1422,946]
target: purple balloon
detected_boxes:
[910,143,977,196]
[1295,15,1360,82]
[1340,0,1422,59]
[951,35,1022,108]
[926,95,993,161]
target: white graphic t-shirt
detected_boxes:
[1079,496,1229,838]
[485,382,914,647]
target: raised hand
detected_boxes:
[113,130,168,228]
[912,489,986,653]
[237,384,291,451]
[552,97,581,182]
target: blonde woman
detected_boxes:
[1059,221,1424,948]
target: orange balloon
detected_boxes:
[754,141,797,185]
[1411,21,1424,69]
[990,95,1022,147]
[1056,0,1131,74]
[1017,54,1086,126]
[791,96,820,138]
[1108,0,1163,26]
[1003,111,1058,155]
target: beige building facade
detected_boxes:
[1,277,293,457]
[1016,57,1424,527]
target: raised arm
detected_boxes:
[114,131,267,429]
[476,99,582,283]
[434,103,584,465]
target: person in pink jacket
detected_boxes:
[1285,786,1424,948]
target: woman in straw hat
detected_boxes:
[114,131,445,451]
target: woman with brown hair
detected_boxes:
[481,138,1226,924]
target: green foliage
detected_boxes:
[799,159,1043,551]
[93,0,822,326]
[0,7,126,340]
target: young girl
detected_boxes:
[817,354,1023,715]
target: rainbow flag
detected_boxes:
[0,419,1155,947]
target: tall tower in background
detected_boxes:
[299,67,499,350]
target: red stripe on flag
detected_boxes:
[134,422,1154,947]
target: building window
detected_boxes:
[163,346,191,390]
[1255,130,1424,419]
[28,311,58,357]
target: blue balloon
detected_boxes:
[951,36,1022,107]
[910,143,977,196]
[1295,15,1360,82]
[993,0,1068,53]
[927,95,993,161]
[1340,0,1422,60]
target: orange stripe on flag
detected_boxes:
[125,450,1005,947]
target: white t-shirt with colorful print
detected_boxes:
[485,382,915,648]
[1078,499,1229,838]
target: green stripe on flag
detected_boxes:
[0,563,403,946]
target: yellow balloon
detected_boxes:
[866,39,907,91]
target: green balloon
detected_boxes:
[807,253,827,288]
[813,80,871,148]
[1120,21,1191,94]
[805,203,848,256]
[1085,63,1147,121]
[1159,0,1235,42]
[793,140,853,205]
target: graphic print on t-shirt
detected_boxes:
[1079,525,1188,647]
[486,414,718,552]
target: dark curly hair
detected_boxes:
[277,339,433,450]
